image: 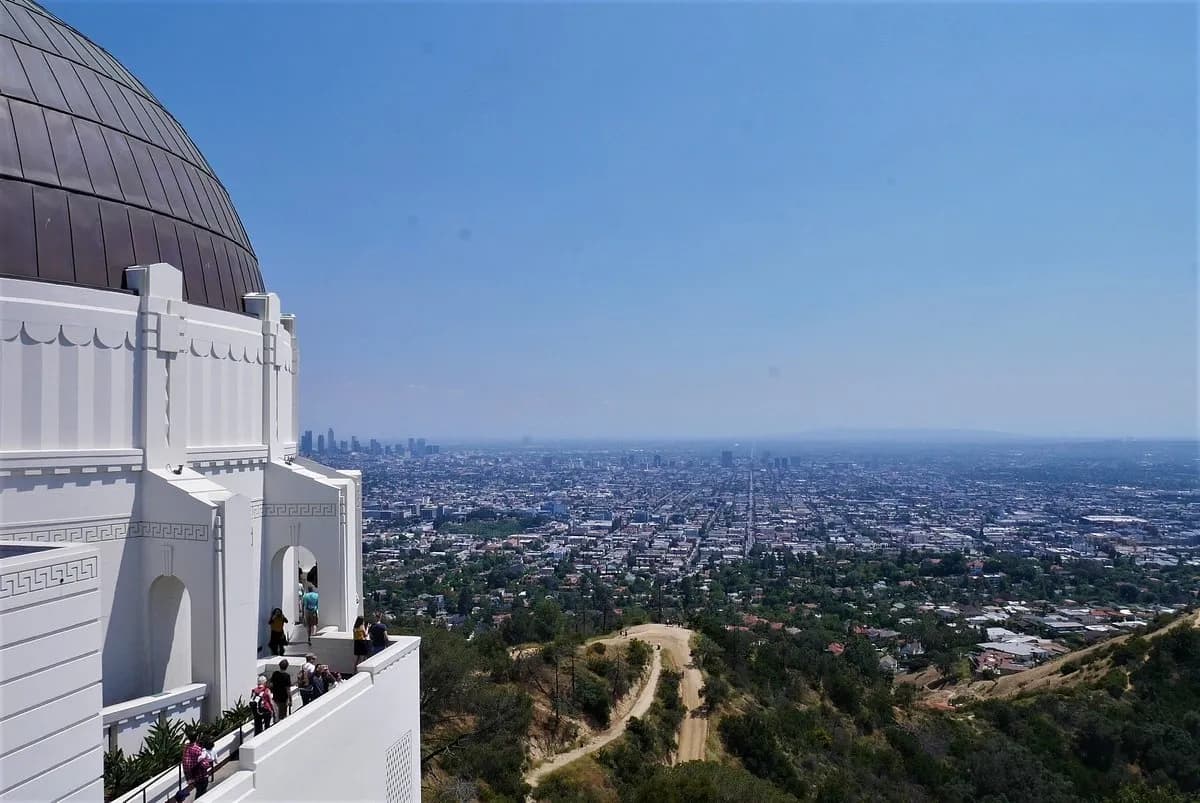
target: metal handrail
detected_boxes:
[120,758,175,803]
[126,722,249,803]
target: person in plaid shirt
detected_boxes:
[181,733,212,797]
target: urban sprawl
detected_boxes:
[304,435,1199,679]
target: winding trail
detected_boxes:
[525,623,706,789]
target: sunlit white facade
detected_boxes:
[0,266,421,801]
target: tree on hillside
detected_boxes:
[418,627,533,800]
[701,675,731,711]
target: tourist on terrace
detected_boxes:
[369,611,390,655]
[251,675,275,734]
[302,587,319,643]
[181,732,211,797]
[269,660,292,721]
[353,615,370,666]
[310,665,327,696]
[267,607,289,656]
[296,665,315,706]
[317,664,341,689]
[201,738,216,784]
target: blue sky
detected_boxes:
[55,2,1197,440]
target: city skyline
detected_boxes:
[62,3,1198,440]
[300,426,1200,448]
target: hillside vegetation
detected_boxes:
[418,606,655,803]
[527,610,1200,802]
[692,612,1200,803]
[410,590,1198,803]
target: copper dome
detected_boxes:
[0,0,263,313]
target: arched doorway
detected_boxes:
[269,545,316,646]
[147,575,191,693]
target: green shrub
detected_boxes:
[634,761,798,803]
[103,699,252,800]
[574,668,612,726]
[103,719,186,800]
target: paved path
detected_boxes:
[525,623,705,788]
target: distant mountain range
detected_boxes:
[783,428,1031,443]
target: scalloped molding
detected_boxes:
[0,319,135,349]
[187,337,263,364]
[0,319,270,363]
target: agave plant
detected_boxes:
[103,748,134,800]
[102,720,184,801]
[222,697,252,730]
[141,718,186,768]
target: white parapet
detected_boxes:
[223,636,421,802]
[101,682,207,754]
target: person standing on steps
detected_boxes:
[267,607,288,656]
[251,675,274,735]
[181,731,211,798]
[353,616,370,666]
[296,665,315,707]
[201,738,216,788]
[270,660,292,721]
[301,587,319,644]
[369,611,389,655]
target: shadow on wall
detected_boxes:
[103,515,143,706]
[148,574,191,693]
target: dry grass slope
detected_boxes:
[909,608,1200,708]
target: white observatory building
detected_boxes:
[0,0,420,799]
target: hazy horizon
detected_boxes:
[311,428,1200,448]
[62,3,1198,441]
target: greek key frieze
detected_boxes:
[0,556,100,598]
[0,519,210,544]
[261,502,338,518]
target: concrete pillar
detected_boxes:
[126,263,188,472]
[281,314,299,449]
[215,493,256,714]
[244,293,282,459]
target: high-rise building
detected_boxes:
[407,437,415,456]
[0,5,419,798]
[721,450,734,468]
[416,438,426,457]
[317,434,326,453]
[350,435,361,453]
[327,427,336,453]
[301,430,313,454]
